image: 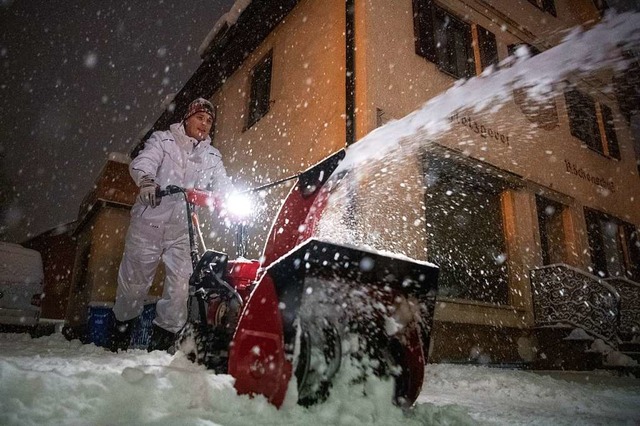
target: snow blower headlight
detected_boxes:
[225,192,253,220]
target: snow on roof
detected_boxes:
[107,152,131,164]
[0,242,43,282]
[198,0,253,57]
[160,93,176,110]
[46,221,76,237]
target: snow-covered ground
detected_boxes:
[1,331,638,425]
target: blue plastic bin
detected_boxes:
[130,303,156,349]
[87,305,113,347]
[87,302,156,349]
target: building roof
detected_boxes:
[197,0,254,58]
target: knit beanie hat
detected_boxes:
[183,98,215,121]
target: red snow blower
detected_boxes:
[157,149,438,408]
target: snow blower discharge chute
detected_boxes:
[157,150,439,408]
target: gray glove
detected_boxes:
[137,176,159,207]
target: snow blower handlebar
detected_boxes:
[156,185,254,262]
[156,184,184,198]
[156,185,210,269]
[157,185,223,208]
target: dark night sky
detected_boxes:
[0,0,234,243]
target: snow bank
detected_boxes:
[1,332,639,425]
[421,363,640,425]
[0,242,43,284]
[591,338,639,367]
[107,152,131,164]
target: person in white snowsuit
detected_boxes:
[110,98,232,352]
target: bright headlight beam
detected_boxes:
[225,192,253,219]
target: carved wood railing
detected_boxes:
[530,264,620,347]
[604,277,640,341]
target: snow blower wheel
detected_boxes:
[176,322,231,373]
[294,318,342,406]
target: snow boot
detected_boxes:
[109,318,137,352]
[147,324,177,353]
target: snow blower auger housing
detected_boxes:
[230,239,439,407]
[168,149,439,409]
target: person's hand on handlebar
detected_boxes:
[138,176,161,207]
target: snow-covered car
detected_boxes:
[0,242,44,329]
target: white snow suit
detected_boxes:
[113,123,232,333]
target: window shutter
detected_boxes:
[209,105,218,141]
[477,25,498,71]
[542,0,557,16]
[536,195,552,266]
[413,0,436,63]
[600,104,620,159]
[593,0,610,16]
[565,90,588,144]
[565,89,602,153]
